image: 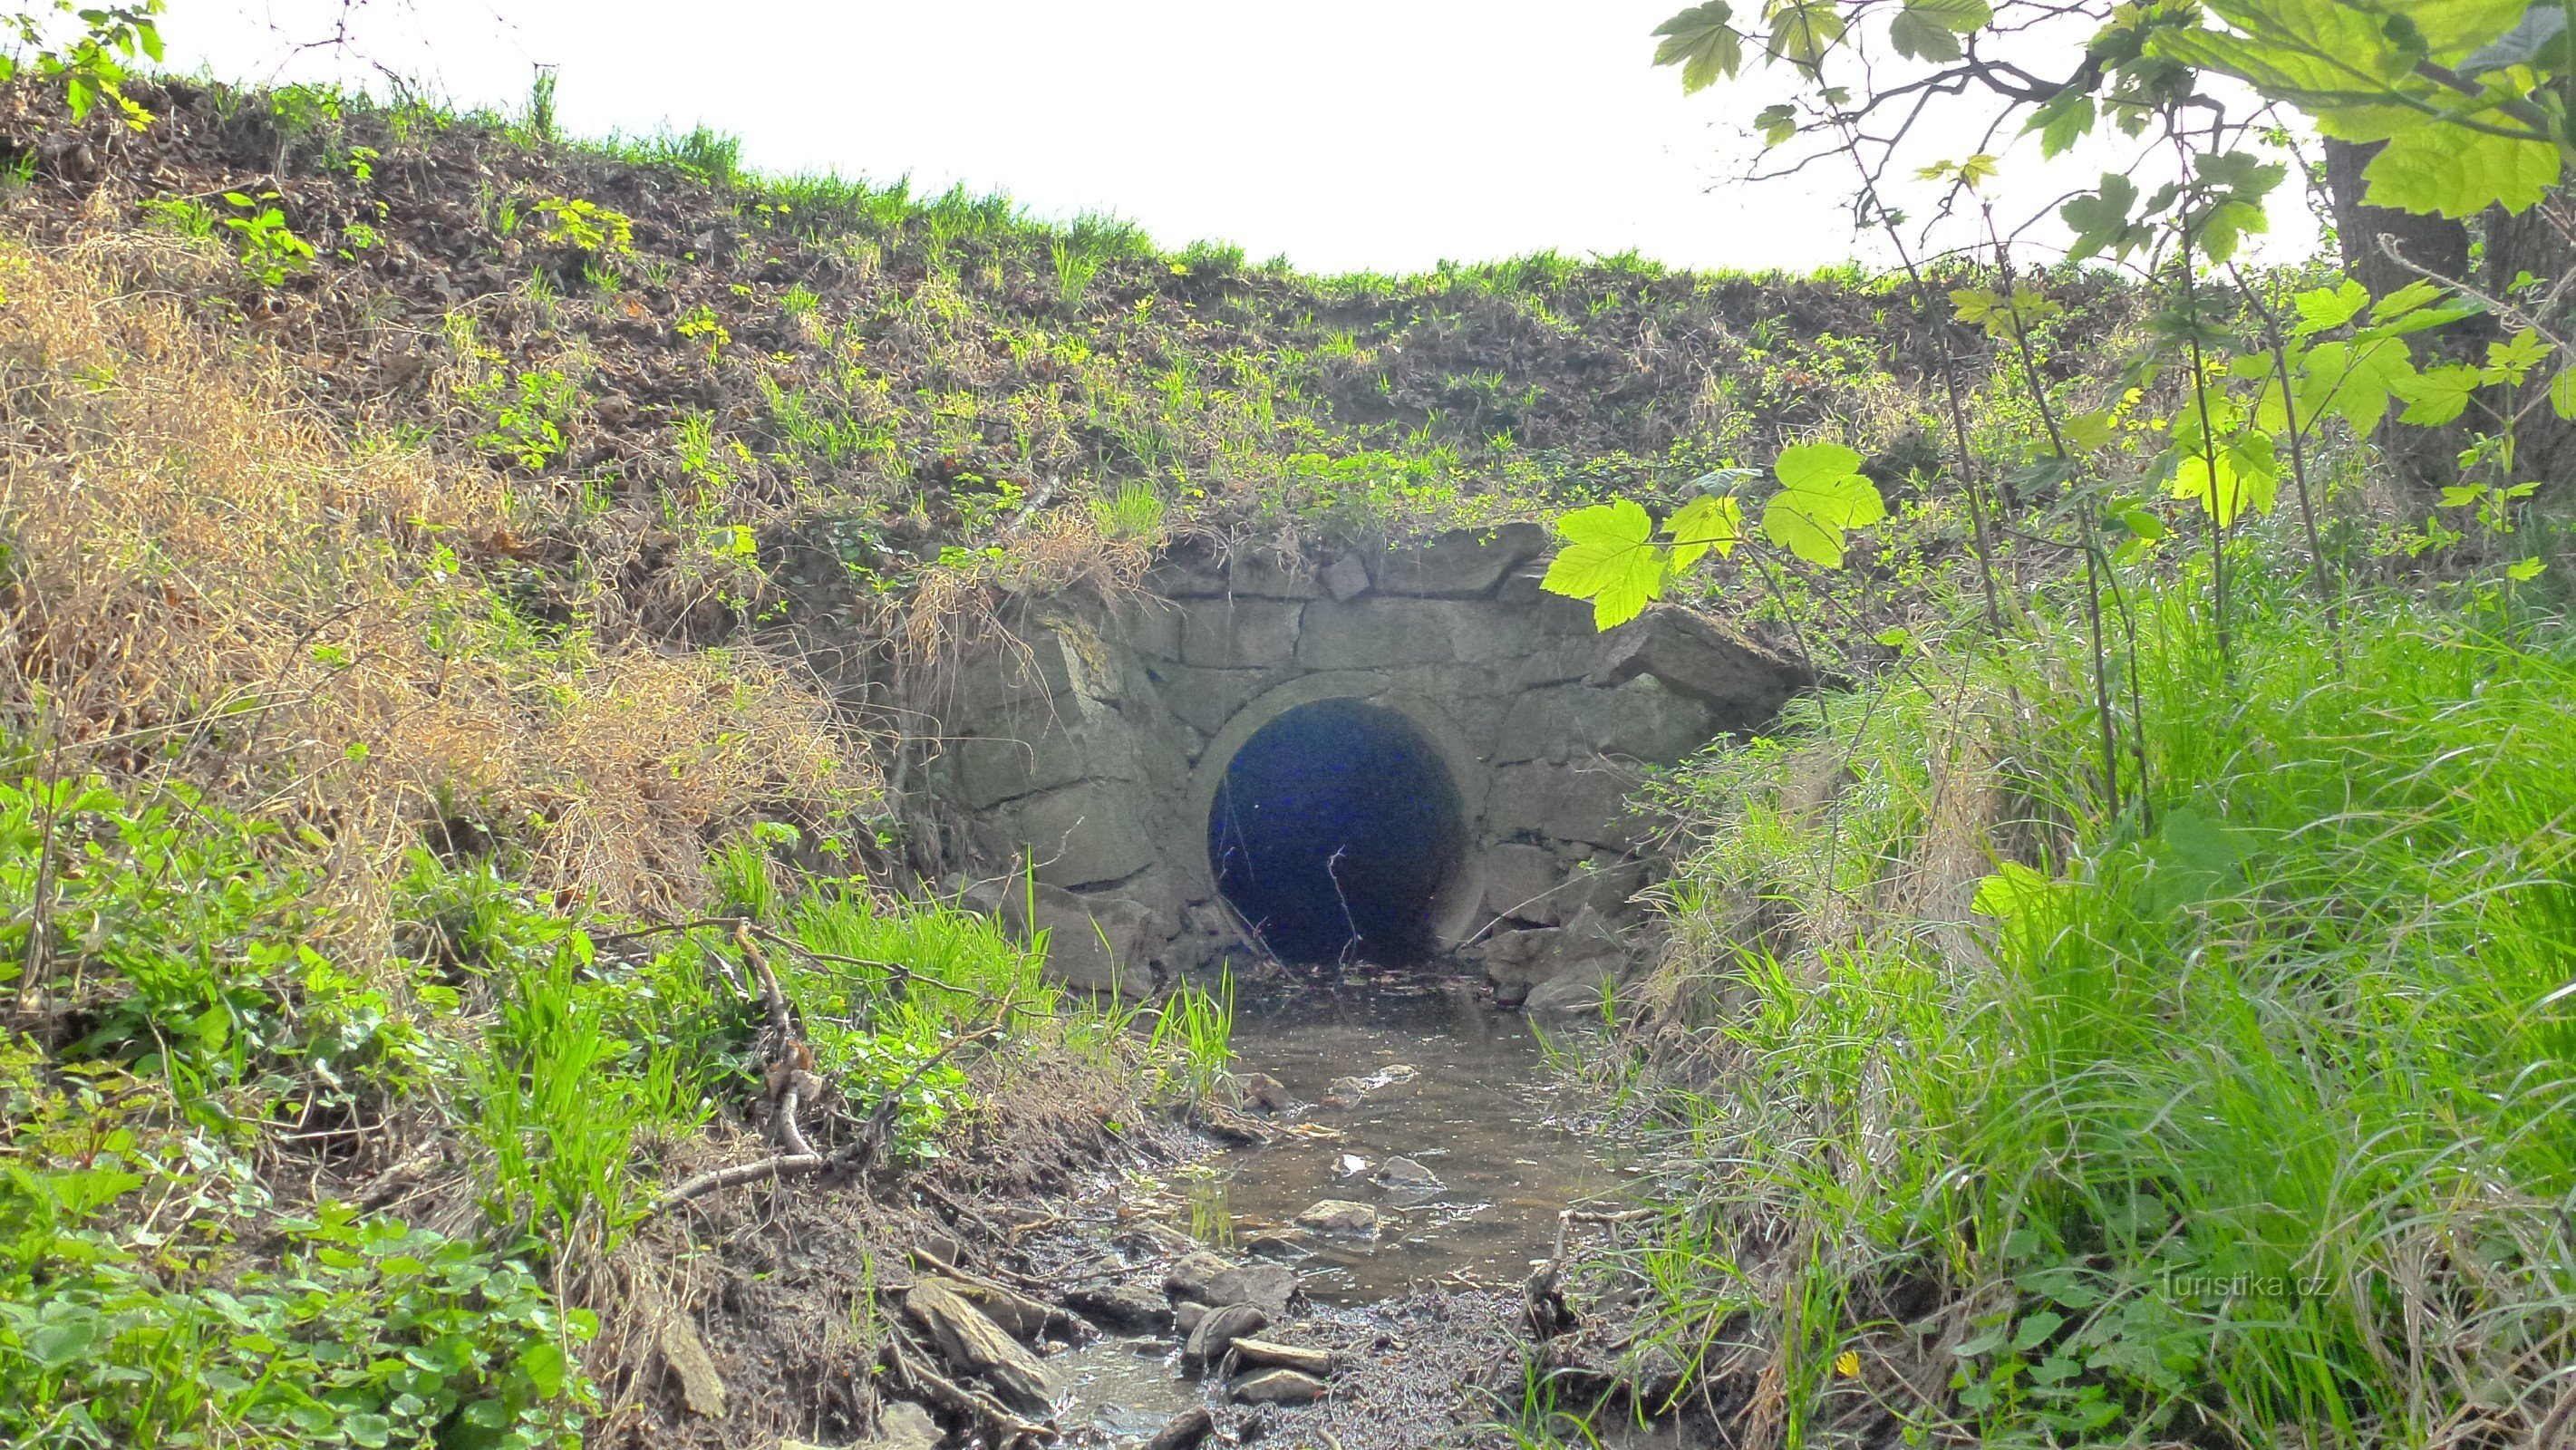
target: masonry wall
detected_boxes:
[924,526,1810,1009]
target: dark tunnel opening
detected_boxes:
[1206,699,1467,966]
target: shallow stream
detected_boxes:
[1047,969,1626,1445]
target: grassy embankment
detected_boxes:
[1507,257,2576,1450]
[0,152,1240,1449]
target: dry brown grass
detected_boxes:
[0,232,871,952]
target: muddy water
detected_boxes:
[1187,972,1622,1300]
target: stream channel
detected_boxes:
[1044,968,1627,1445]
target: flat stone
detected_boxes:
[1487,760,1647,848]
[869,1401,943,1450]
[1481,841,1569,923]
[1145,546,1227,597]
[1481,909,1626,1006]
[903,1278,1051,1416]
[1213,1262,1300,1317]
[1524,970,1612,1019]
[1063,1282,1173,1334]
[1321,552,1372,601]
[1373,522,1550,596]
[1229,1338,1335,1377]
[1296,596,1538,670]
[1244,1230,1313,1259]
[1173,1300,1210,1336]
[954,626,1110,714]
[1374,1155,1443,1191]
[1293,1200,1380,1237]
[992,778,1160,888]
[1234,1071,1298,1112]
[1585,603,1811,724]
[1494,675,1724,769]
[1146,1406,1215,1450]
[1152,663,1280,734]
[1322,1075,1370,1107]
[1227,550,1322,598]
[1230,1368,1329,1405]
[948,691,1138,809]
[1002,884,1158,996]
[1180,598,1303,669]
[1185,1301,1269,1367]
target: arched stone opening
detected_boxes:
[1205,699,1468,965]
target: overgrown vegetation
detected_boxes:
[1519,0,2576,1444]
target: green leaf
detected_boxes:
[2062,174,2145,261]
[2483,327,2550,384]
[2549,365,2576,420]
[1889,8,1962,60]
[2298,335,2418,433]
[1654,2,1746,91]
[2027,91,2097,159]
[1767,1,1847,66]
[344,1414,392,1449]
[2291,278,2369,335]
[2396,362,2484,424]
[2362,124,2561,218]
[2014,1310,2068,1352]
[1543,499,1669,629]
[1909,0,1993,32]
[1761,442,1884,567]
[1754,102,1798,145]
[1665,493,1744,572]
[2507,556,2545,581]
[2170,436,2279,527]
[2461,2,2570,72]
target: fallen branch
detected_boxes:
[644,1010,1019,1219]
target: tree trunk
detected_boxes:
[2480,191,2576,498]
[2323,137,2476,491]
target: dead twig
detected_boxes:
[645,1010,1019,1218]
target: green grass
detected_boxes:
[1555,551,2576,1445]
[0,761,1174,1445]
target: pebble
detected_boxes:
[1234,1071,1298,1112]
[1374,1155,1443,1191]
[1184,1302,1269,1368]
[1293,1199,1380,1236]
[1145,1406,1215,1450]
[1064,1282,1173,1334]
[1230,1368,1328,1405]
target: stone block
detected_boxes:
[953,627,1107,717]
[1296,598,1539,671]
[1227,550,1322,599]
[1109,594,1186,661]
[1482,842,1568,923]
[1003,883,1160,996]
[1497,677,1725,768]
[1181,599,1303,670]
[1587,604,1812,727]
[1480,904,1626,1005]
[948,692,1138,809]
[1372,522,1550,596]
[993,779,1159,888]
[1321,552,1372,601]
[1145,544,1227,597]
[1487,760,1646,848]
[1153,664,1282,734]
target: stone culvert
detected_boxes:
[924,525,1810,1008]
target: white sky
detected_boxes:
[164,1,2322,276]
